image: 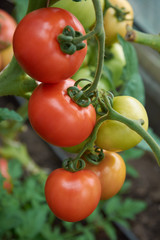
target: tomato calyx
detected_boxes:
[58,25,86,55]
[83,147,104,165]
[67,79,98,107]
[104,0,132,22]
[62,157,86,172]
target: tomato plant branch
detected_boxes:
[63,114,108,171]
[103,94,160,166]
[125,27,160,53]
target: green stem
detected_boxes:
[74,114,107,161]
[103,94,160,166]
[125,27,160,53]
[80,0,105,95]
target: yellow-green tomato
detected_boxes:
[85,151,126,200]
[72,67,110,91]
[51,0,104,29]
[95,96,148,152]
[104,0,134,46]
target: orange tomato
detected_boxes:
[85,151,126,200]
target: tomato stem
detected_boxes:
[104,0,130,21]
[103,94,160,166]
[74,0,106,96]
[125,26,160,53]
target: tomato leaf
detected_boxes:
[137,127,160,152]
[102,221,117,240]
[126,165,139,178]
[11,0,29,22]
[0,108,23,122]
[118,35,145,105]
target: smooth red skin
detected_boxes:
[13,7,87,83]
[85,151,126,200]
[28,79,96,147]
[45,168,101,222]
[0,158,13,193]
[0,9,17,50]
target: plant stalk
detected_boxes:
[125,27,160,53]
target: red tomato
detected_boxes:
[28,79,96,147]
[0,9,17,50]
[45,168,101,222]
[85,151,126,200]
[0,158,13,193]
[13,7,87,83]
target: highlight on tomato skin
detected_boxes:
[84,151,126,200]
[0,158,13,193]
[28,79,96,148]
[44,168,102,222]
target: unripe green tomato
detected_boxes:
[51,0,104,29]
[105,43,126,87]
[72,67,110,91]
[62,138,88,153]
[95,96,149,152]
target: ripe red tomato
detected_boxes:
[28,79,96,147]
[45,168,101,222]
[0,9,17,50]
[85,151,126,200]
[0,158,13,193]
[13,7,87,83]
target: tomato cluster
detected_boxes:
[12,1,148,223]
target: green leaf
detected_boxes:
[8,159,23,179]
[120,148,144,162]
[137,127,160,152]
[116,198,147,220]
[126,165,139,178]
[119,180,132,194]
[118,35,145,105]
[0,108,23,122]
[102,221,117,240]
[11,0,29,22]
[104,196,122,216]
[16,206,49,239]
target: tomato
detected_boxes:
[28,79,96,147]
[0,158,13,193]
[0,44,13,70]
[0,9,17,50]
[96,96,148,151]
[45,168,101,222]
[104,0,134,46]
[104,43,126,87]
[13,8,87,83]
[85,151,126,200]
[72,66,110,91]
[51,0,104,30]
